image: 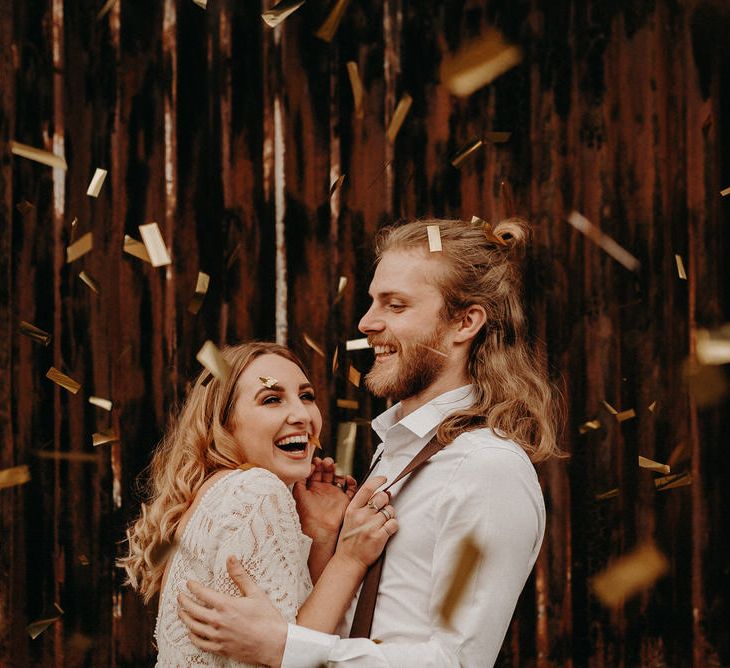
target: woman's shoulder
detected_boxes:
[207,466,292,508]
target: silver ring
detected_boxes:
[378,507,393,521]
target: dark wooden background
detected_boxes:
[2,0,729,665]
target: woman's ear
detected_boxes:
[453,304,487,343]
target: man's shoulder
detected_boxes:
[449,428,533,466]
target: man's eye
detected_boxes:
[262,395,281,405]
[388,303,405,311]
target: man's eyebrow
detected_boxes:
[368,290,409,300]
[253,382,314,399]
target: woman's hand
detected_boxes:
[335,475,398,569]
[293,456,356,544]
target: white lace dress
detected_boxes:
[155,467,313,667]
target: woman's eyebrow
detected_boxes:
[253,384,283,399]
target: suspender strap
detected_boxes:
[350,434,444,638]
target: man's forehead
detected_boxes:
[369,248,444,296]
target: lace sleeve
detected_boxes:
[210,468,313,627]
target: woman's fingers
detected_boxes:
[382,518,399,537]
[350,475,387,508]
[320,457,335,484]
[366,490,390,512]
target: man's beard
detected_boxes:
[364,326,448,401]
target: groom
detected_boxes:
[179,218,560,667]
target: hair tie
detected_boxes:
[478,220,508,247]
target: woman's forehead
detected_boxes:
[237,354,308,391]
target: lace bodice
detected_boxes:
[155,467,313,667]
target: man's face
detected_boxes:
[358,248,451,401]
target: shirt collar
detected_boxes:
[372,385,475,444]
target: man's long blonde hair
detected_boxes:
[375,218,563,462]
[118,341,307,603]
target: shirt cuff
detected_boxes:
[280,623,338,668]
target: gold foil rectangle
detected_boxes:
[123,235,152,263]
[345,338,370,351]
[440,30,523,97]
[26,603,64,639]
[595,488,619,500]
[89,396,113,411]
[315,0,350,42]
[427,225,442,252]
[187,271,210,315]
[86,168,108,197]
[450,138,483,168]
[675,254,687,280]
[579,419,601,434]
[46,367,81,394]
[348,364,361,388]
[591,543,668,607]
[329,174,346,197]
[92,428,119,447]
[262,0,305,27]
[346,61,364,119]
[196,341,231,382]
[78,271,100,294]
[601,400,618,415]
[615,409,636,422]
[303,333,326,358]
[20,321,51,346]
[721,186,730,197]
[10,141,67,170]
[386,93,413,144]
[638,456,670,474]
[336,398,359,410]
[655,471,691,491]
[0,465,31,490]
[66,232,93,264]
[567,211,640,272]
[139,223,172,267]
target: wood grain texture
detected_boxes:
[1,1,729,665]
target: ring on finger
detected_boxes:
[378,507,394,521]
[367,499,379,510]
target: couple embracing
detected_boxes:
[120,217,561,667]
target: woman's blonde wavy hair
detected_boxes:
[118,341,308,603]
[374,218,563,462]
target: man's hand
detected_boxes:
[178,556,288,667]
[294,456,357,544]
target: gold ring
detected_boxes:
[378,507,393,521]
[367,499,378,510]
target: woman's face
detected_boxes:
[230,353,322,485]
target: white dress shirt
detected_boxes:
[281,386,546,667]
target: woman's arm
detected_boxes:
[295,475,397,633]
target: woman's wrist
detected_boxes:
[330,548,369,576]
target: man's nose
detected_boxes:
[358,304,384,334]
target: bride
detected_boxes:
[119,341,398,666]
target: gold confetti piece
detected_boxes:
[27,603,64,640]
[78,271,100,294]
[416,342,448,357]
[484,131,512,143]
[346,61,364,119]
[595,488,619,500]
[10,140,67,170]
[440,535,482,628]
[386,93,413,144]
[591,543,668,608]
[440,29,523,97]
[638,456,670,474]
[259,376,278,388]
[615,409,636,423]
[261,0,305,26]
[86,168,107,197]
[89,396,112,411]
[601,400,618,415]
[92,429,119,447]
[579,419,601,434]
[471,215,486,227]
[315,0,350,42]
[329,174,346,197]
[333,276,348,305]
[696,325,730,365]
[331,346,339,374]
[348,364,361,388]
[187,271,210,315]
[655,471,692,491]
[78,555,90,566]
[675,254,687,280]
[567,211,641,272]
[19,321,51,346]
[123,235,152,263]
[346,338,370,351]
[193,0,207,7]
[16,200,35,215]
[303,333,326,358]
[335,420,357,477]
[97,0,118,20]
[648,401,657,413]
[139,223,172,267]
[46,367,81,394]
[450,138,483,168]
[196,341,231,382]
[667,443,688,468]
[337,398,359,410]
[721,186,730,197]
[34,450,99,463]
[309,435,321,451]
[427,225,442,252]
[66,232,93,264]
[0,465,31,491]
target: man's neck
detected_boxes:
[396,371,470,420]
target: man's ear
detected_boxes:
[453,304,487,343]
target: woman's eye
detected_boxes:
[262,395,281,405]
[300,392,316,402]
